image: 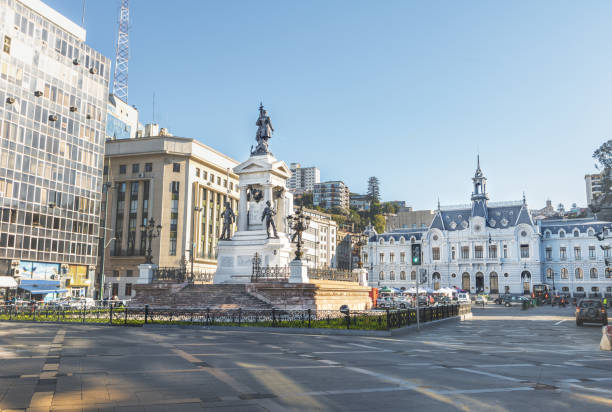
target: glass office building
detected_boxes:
[0,0,110,298]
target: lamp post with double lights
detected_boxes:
[141,218,162,264]
[288,206,311,261]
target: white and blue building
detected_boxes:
[366,158,612,299]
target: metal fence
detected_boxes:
[250,266,290,282]
[0,303,468,331]
[153,267,214,283]
[307,268,358,282]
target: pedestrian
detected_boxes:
[603,296,608,309]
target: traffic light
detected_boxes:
[411,243,421,265]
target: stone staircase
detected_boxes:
[132,283,273,309]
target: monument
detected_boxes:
[214,104,294,284]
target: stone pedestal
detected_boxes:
[353,268,368,286]
[289,259,309,283]
[137,264,156,284]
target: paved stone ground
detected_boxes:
[0,304,610,411]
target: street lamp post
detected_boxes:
[356,233,367,269]
[288,205,310,260]
[98,182,114,300]
[140,218,162,264]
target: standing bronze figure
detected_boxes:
[252,103,274,155]
[261,200,278,238]
[220,201,235,240]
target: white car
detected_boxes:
[457,293,470,303]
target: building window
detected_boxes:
[503,244,508,258]
[170,181,180,255]
[379,271,384,280]
[410,271,416,280]
[474,246,483,259]
[145,163,153,172]
[559,230,565,238]
[575,268,583,280]
[196,168,200,177]
[589,246,596,259]
[2,35,10,54]
[461,246,469,259]
[545,231,550,238]
[606,268,612,279]
[605,248,611,258]
[389,253,395,263]
[363,253,368,264]
[390,271,395,280]
[140,181,150,255]
[451,247,456,260]
[574,247,581,260]
[125,283,132,296]
[379,253,384,263]
[114,183,126,255]
[400,252,405,263]
[489,245,497,258]
[119,164,126,174]
[111,283,119,297]
[520,244,529,258]
[546,268,553,280]
[560,247,567,260]
[126,270,133,277]
[573,230,579,238]
[545,247,552,261]
[103,165,108,175]
[432,247,440,261]
[132,164,139,173]
[173,163,180,172]
[561,268,568,279]
[127,182,139,255]
[590,268,598,279]
[400,271,406,280]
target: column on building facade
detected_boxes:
[238,186,248,232]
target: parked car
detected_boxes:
[503,295,529,307]
[475,295,488,305]
[457,293,470,303]
[575,299,608,326]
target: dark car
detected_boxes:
[503,295,529,307]
[576,299,608,326]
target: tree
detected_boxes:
[300,192,314,208]
[372,214,386,234]
[591,140,612,217]
[367,176,380,203]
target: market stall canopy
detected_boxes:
[379,287,394,293]
[19,279,66,294]
[0,276,17,288]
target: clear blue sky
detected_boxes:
[47,0,612,210]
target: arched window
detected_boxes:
[560,268,568,279]
[400,271,406,280]
[590,268,598,279]
[410,270,416,280]
[575,268,583,280]
[390,271,395,280]
[577,286,584,292]
[399,237,405,244]
[379,271,384,280]
[462,272,470,290]
[379,238,384,245]
[390,238,395,245]
[546,268,553,279]
[587,229,594,236]
[573,229,580,238]
[410,236,416,244]
[562,286,569,292]
[559,230,565,238]
[545,230,551,238]
[591,286,599,292]
[490,272,498,293]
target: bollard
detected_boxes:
[308,308,312,328]
[600,326,612,351]
[109,303,113,325]
[238,308,242,327]
[522,301,528,310]
[144,305,149,324]
[124,306,128,325]
[272,308,276,327]
[386,309,391,330]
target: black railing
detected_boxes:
[153,267,213,283]
[308,268,358,282]
[0,303,469,331]
[251,266,290,282]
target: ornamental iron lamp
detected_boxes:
[141,218,162,264]
[356,233,368,269]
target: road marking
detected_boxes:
[349,343,379,350]
[452,367,522,382]
[554,320,567,325]
[478,364,533,368]
[317,359,341,365]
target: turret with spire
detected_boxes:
[471,155,489,219]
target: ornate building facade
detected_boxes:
[366,158,612,298]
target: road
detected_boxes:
[0,304,610,411]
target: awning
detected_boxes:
[0,276,18,288]
[19,279,65,294]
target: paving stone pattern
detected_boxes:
[0,304,611,411]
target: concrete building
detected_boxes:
[385,207,434,231]
[349,193,370,211]
[287,163,319,195]
[0,0,110,298]
[301,208,337,268]
[313,181,350,211]
[102,134,239,299]
[585,172,603,206]
[106,93,138,140]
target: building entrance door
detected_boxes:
[521,271,531,294]
[462,272,470,291]
[475,272,484,293]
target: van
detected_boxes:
[457,293,470,303]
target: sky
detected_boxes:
[45,0,612,210]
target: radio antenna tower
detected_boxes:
[113,0,129,103]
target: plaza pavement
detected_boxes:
[0,304,610,411]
